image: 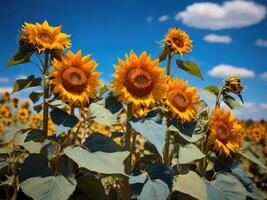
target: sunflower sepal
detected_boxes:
[176,60,204,80]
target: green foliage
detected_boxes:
[176,60,204,80]
[202,85,220,99]
[129,112,167,157]
[158,48,168,62]
[222,95,244,109]
[178,143,205,164]
[6,49,34,67]
[29,91,43,103]
[12,75,42,93]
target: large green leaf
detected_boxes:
[222,95,244,109]
[158,48,168,62]
[206,173,246,200]
[21,174,76,200]
[50,109,79,136]
[64,146,129,175]
[6,49,34,67]
[29,91,43,103]
[137,179,170,200]
[129,112,166,157]
[0,157,8,171]
[179,143,205,164]
[176,60,204,80]
[12,75,42,93]
[173,170,207,200]
[0,123,28,144]
[202,85,220,99]
[88,100,118,126]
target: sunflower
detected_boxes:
[51,50,101,106]
[11,98,19,108]
[21,100,30,109]
[29,114,43,128]
[112,50,167,107]
[248,123,265,143]
[47,118,55,136]
[225,75,243,94]
[18,108,29,123]
[208,108,243,156]
[2,91,10,101]
[163,28,192,55]
[0,122,4,135]
[0,105,12,118]
[165,78,200,123]
[132,104,151,118]
[21,20,71,53]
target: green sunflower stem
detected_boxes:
[43,51,50,137]
[125,102,133,174]
[164,53,172,165]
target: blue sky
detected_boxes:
[0,0,267,119]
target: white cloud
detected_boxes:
[204,34,232,43]
[16,75,28,80]
[208,64,255,78]
[255,39,267,47]
[158,15,169,22]
[0,77,9,83]
[0,87,12,94]
[260,103,267,109]
[146,16,153,23]
[175,1,266,30]
[259,72,267,80]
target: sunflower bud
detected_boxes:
[224,75,243,94]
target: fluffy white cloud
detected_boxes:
[259,72,267,80]
[158,15,169,22]
[0,87,12,94]
[204,34,232,43]
[175,1,266,30]
[260,103,267,109]
[0,77,9,83]
[255,39,267,47]
[208,64,255,78]
[146,16,153,23]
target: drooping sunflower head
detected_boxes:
[163,28,192,56]
[51,50,102,107]
[165,78,200,123]
[112,50,167,107]
[21,20,71,53]
[208,108,243,157]
[224,75,243,94]
[18,108,29,123]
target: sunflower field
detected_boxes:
[0,21,267,200]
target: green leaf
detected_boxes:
[21,174,76,200]
[179,144,205,164]
[6,49,34,67]
[88,100,118,126]
[238,145,267,171]
[202,85,220,99]
[12,75,42,93]
[33,104,43,113]
[158,48,168,62]
[0,157,8,171]
[137,179,170,200]
[222,95,244,109]
[75,176,108,200]
[29,91,43,103]
[129,112,166,158]
[50,109,79,136]
[176,60,204,80]
[173,170,207,200]
[64,146,129,175]
[99,84,109,96]
[46,99,68,110]
[0,123,28,144]
[206,173,247,200]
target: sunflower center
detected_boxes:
[173,37,184,48]
[38,32,53,43]
[62,67,88,94]
[125,68,153,97]
[216,123,230,144]
[169,90,189,112]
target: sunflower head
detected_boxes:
[18,108,29,123]
[11,98,19,108]
[21,20,71,53]
[165,78,200,123]
[0,105,12,118]
[21,100,30,109]
[208,108,243,156]
[163,28,192,56]
[248,123,265,143]
[29,114,43,128]
[2,91,10,101]
[51,50,101,107]
[225,75,243,94]
[112,50,167,107]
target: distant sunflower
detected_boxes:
[29,114,55,136]
[11,98,19,108]
[21,100,30,109]
[165,78,200,123]
[21,20,71,53]
[0,105,12,118]
[163,28,192,55]
[0,123,4,134]
[208,108,243,156]
[18,108,29,123]
[51,50,101,106]
[112,50,167,107]
[248,124,265,143]
[3,91,10,101]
